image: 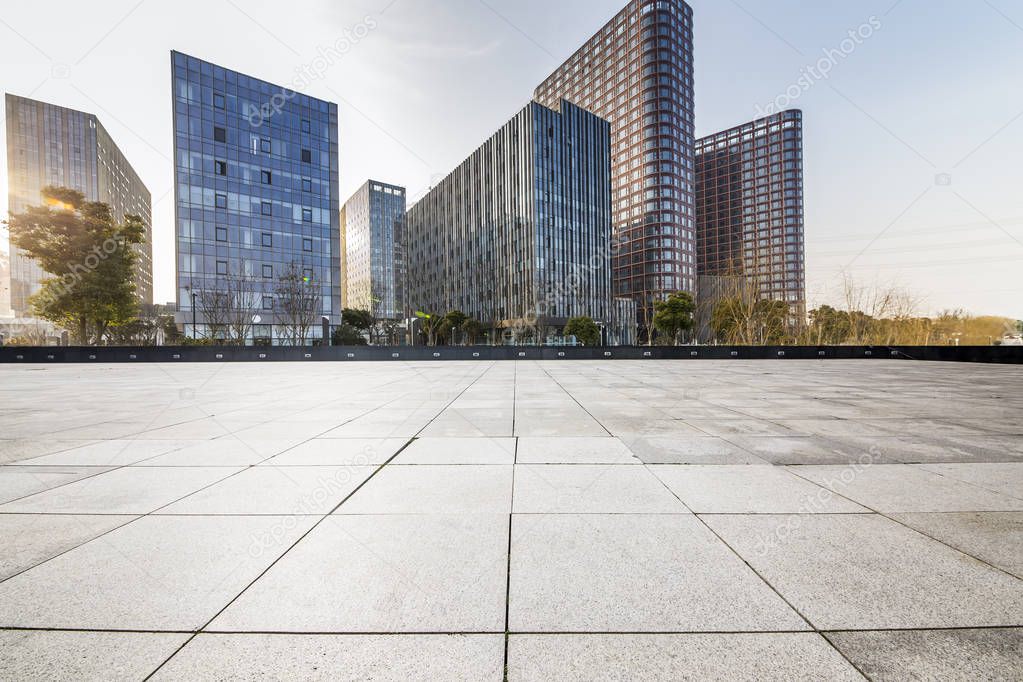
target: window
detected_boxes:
[260,170,272,185]
[301,178,312,192]
[213,127,226,143]
[216,260,228,275]
[301,119,311,133]
[260,138,271,153]
[261,201,272,216]
[215,193,227,209]
[302,208,313,222]
[213,92,225,109]
[262,264,273,279]
[302,238,313,252]
[303,268,314,282]
[261,232,273,248]
[215,160,227,176]
[301,149,311,163]
[262,296,274,310]
[215,226,228,242]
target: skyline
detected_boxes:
[1,0,1022,318]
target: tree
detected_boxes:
[415,311,446,347]
[712,298,789,345]
[6,186,144,344]
[461,318,483,345]
[275,263,321,346]
[564,316,601,346]
[443,310,468,345]
[807,305,852,345]
[193,272,259,345]
[652,292,695,346]
[342,308,373,334]
[331,323,368,346]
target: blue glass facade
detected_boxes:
[171,51,341,343]
[5,94,153,316]
[406,100,612,339]
[341,180,406,321]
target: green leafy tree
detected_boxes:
[807,305,852,345]
[342,308,373,332]
[461,318,483,345]
[415,311,446,347]
[652,292,695,346]
[331,323,368,346]
[442,310,469,345]
[6,186,144,344]
[564,316,601,346]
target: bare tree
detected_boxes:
[225,273,261,345]
[275,263,321,346]
[195,281,231,343]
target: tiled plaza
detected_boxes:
[0,360,1021,680]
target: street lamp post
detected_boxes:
[185,285,197,340]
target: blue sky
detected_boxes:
[1,0,1021,318]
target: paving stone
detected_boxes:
[513,465,686,514]
[621,435,769,464]
[0,513,137,580]
[825,628,1023,681]
[337,465,512,514]
[650,465,869,513]
[394,437,516,464]
[158,465,378,515]
[704,514,1023,629]
[0,515,316,630]
[0,630,188,680]
[154,633,504,681]
[509,514,808,632]
[212,514,508,632]
[790,464,1023,512]
[515,437,640,464]
[0,465,112,505]
[508,633,864,681]
[0,466,242,514]
[889,512,1023,578]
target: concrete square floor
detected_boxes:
[1,359,1021,679]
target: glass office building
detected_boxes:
[535,0,696,336]
[4,94,153,316]
[406,100,612,339]
[171,51,341,343]
[341,180,406,320]
[695,110,806,320]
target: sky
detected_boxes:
[1,0,1021,319]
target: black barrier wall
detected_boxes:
[1,346,1021,364]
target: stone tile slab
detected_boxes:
[158,466,378,515]
[509,514,808,632]
[704,514,1023,629]
[513,465,686,514]
[154,633,504,681]
[508,633,864,681]
[889,512,1023,578]
[394,437,516,464]
[337,465,512,514]
[0,515,316,630]
[0,513,136,580]
[790,464,1023,512]
[0,466,241,514]
[0,630,188,680]
[825,629,1023,682]
[211,514,508,632]
[650,465,869,514]
[515,437,640,464]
